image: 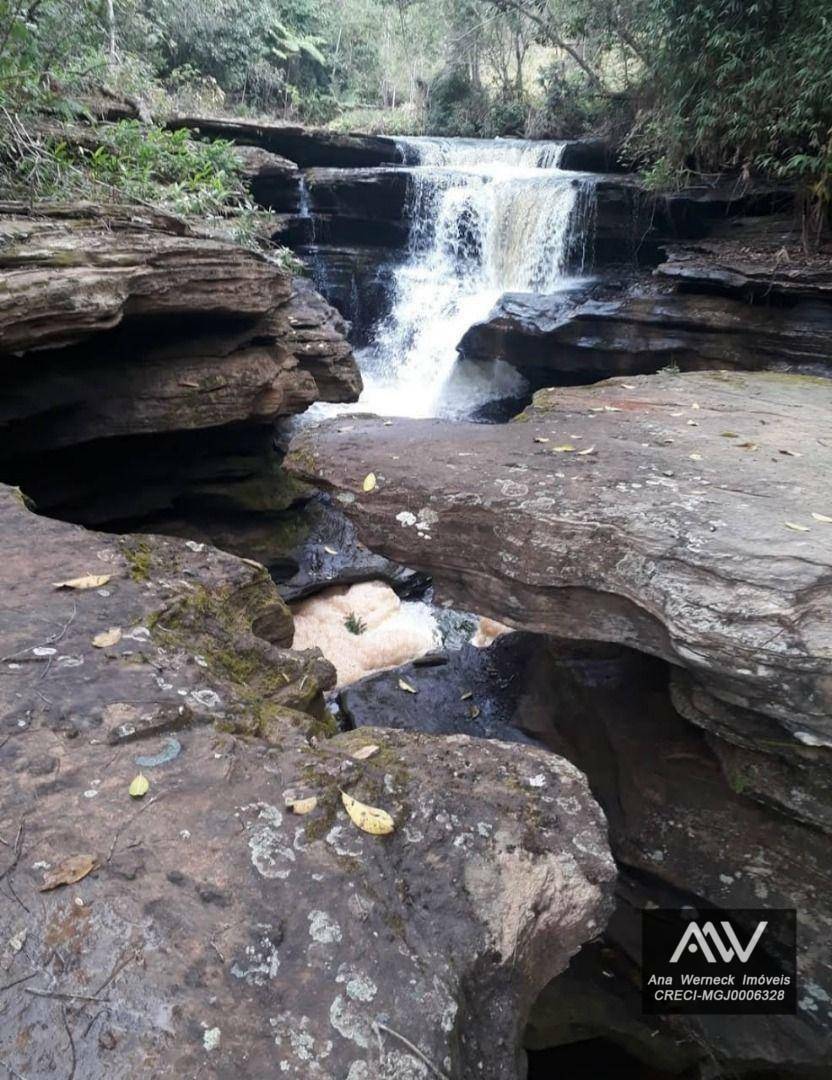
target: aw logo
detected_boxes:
[642,908,797,1016]
[669,919,767,964]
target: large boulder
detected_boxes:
[0,486,614,1080]
[286,370,832,739]
[458,279,832,385]
[166,114,403,168]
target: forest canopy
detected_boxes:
[1,0,830,237]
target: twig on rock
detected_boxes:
[374,1021,451,1080]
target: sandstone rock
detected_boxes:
[458,279,832,385]
[339,638,832,1076]
[658,215,832,300]
[0,487,614,1079]
[304,167,410,223]
[233,144,301,212]
[167,114,403,168]
[272,276,363,402]
[585,181,796,267]
[287,370,832,739]
[0,207,360,550]
[274,493,429,601]
[0,202,286,352]
[301,244,405,346]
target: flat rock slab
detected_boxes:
[0,486,614,1078]
[167,115,403,169]
[287,371,832,739]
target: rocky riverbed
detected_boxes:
[1,114,831,1079]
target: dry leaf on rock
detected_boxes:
[323,545,338,555]
[350,744,380,761]
[53,574,111,590]
[362,473,377,493]
[341,790,395,836]
[128,773,150,798]
[40,854,97,891]
[811,513,832,523]
[397,678,417,694]
[288,796,317,815]
[92,627,122,649]
[552,445,575,453]
[784,522,810,532]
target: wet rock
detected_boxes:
[274,493,429,601]
[0,485,615,1078]
[559,137,624,174]
[286,370,832,739]
[271,276,363,402]
[301,245,404,344]
[340,632,554,746]
[166,114,403,168]
[304,167,410,223]
[459,278,832,385]
[234,144,301,212]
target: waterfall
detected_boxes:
[324,137,592,420]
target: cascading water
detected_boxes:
[350,136,590,418]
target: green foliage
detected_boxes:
[630,0,832,243]
[11,120,248,216]
[344,612,367,636]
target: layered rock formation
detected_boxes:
[166,114,403,168]
[461,215,832,387]
[0,203,361,563]
[287,370,832,1075]
[0,484,615,1079]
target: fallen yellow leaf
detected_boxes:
[92,627,122,649]
[350,744,380,761]
[460,691,473,701]
[784,522,810,533]
[578,446,596,455]
[552,445,575,453]
[341,790,395,836]
[53,574,111,590]
[398,678,417,694]
[128,773,150,798]
[39,854,97,892]
[323,545,338,556]
[288,796,317,815]
[811,513,832,523]
[362,473,377,493]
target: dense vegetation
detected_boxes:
[1,0,830,242]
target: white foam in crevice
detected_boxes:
[291,580,440,688]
